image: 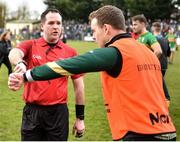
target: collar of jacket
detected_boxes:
[105,33,132,47]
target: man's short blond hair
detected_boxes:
[89,5,126,31]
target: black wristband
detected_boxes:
[76,105,85,120]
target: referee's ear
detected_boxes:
[40,23,44,32]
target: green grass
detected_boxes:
[166,48,180,140]
[0,41,179,140]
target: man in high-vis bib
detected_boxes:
[8,5,176,141]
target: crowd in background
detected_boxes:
[0,19,179,44]
[0,19,179,59]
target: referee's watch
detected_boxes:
[16,60,27,66]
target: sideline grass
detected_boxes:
[0,40,179,140]
[166,48,180,140]
[67,41,111,140]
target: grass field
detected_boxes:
[0,40,179,140]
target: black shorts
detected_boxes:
[21,103,69,141]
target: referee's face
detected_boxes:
[41,12,62,43]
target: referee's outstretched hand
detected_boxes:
[72,118,85,138]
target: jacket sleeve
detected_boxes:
[24,47,121,81]
[0,41,8,55]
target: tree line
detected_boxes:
[0,0,179,28]
[44,0,179,23]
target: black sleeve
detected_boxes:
[0,42,7,54]
[167,42,171,57]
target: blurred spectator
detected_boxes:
[60,27,67,43]
[165,27,177,64]
[31,27,41,39]
[175,25,180,51]
[176,36,180,51]
[0,30,13,75]
[152,22,171,75]
[63,20,91,40]
[152,22,171,106]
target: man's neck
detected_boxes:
[140,29,147,35]
[47,40,59,44]
[43,36,59,44]
[106,30,126,45]
[153,31,161,36]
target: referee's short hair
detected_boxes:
[41,8,61,23]
[89,5,126,31]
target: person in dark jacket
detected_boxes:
[152,22,171,106]
[0,30,12,75]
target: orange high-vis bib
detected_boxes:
[101,38,176,140]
